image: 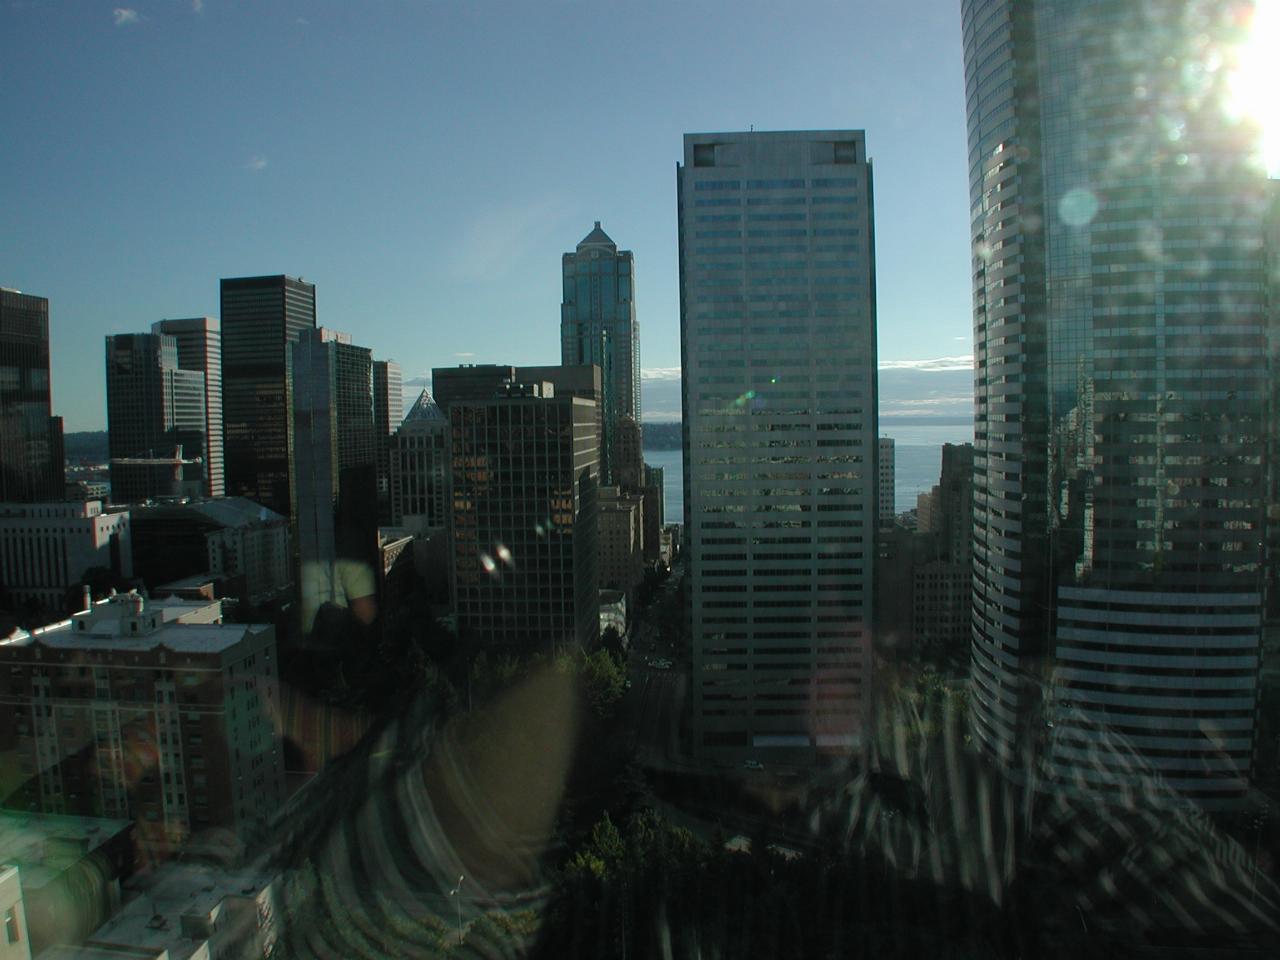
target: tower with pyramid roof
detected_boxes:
[560,221,639,487]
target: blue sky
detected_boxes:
[2,1,973,431]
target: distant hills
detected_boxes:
[65,431,108,463]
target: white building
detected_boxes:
[0,501,131,615]
[877,437,895,524]
[679,130,878,764]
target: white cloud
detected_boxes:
[403,375,431,388]
[192,0,204,13]
[453,352,475,359]
[243,155,268,171]
[113,8,139,26]
[878,356,973,371]
[641,366,682,382]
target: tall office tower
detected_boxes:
[390,390,449,535]
[0,593,284,860]
[373,359,402,522]
[105,333,207,503]
[678,131,878,762]
[220,275,316,516]
[449,381,600,654]
[877,437,895,524]
[291,328,378,634]
[614,415,644,491]
[0,289,64,502]
[912,443,975,658]
[642,463,665,564]
[561,222,639,486]
[153,318,224,498]
[963,1,1273,808]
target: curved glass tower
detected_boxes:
[963,0,1273,808]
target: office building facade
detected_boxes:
[220,275,316,516]
[0,289,64,503]
[877,437,895,524]
[105,333,207,503]
[963,0,1273,808]
[0,501,131,616]
[678,130,878,761]
[449,382,600,654]
[390,390,449,535]
[373,359,402,522]
[561,222,640,486]
[152,318,224,498]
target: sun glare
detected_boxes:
[1227,0,1280,177]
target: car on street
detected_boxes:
[742,759,765,771]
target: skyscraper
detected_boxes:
[448,379,600,654]
[153,318,224,498]
[561,222,639,486]
[373,359,402,522]
[220,275,316,516]
[105,333,207,503]
[962,1,1273,808]
[291,328,378,635]
[0,288,64,502]
[390,390,449,535]
[678,130,878,762]
[877,437,895,524]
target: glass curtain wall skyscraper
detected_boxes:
[962,0,1273,808]
[220,275,317,517]
[0,288,64,502]
[561,222,639,487]
[105,332,207,502]
[678,130,878,764]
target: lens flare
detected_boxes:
[1226,0,1280,176]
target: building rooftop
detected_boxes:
[575,220,616,251]
[130,496,284,528]
[0,812,133,890]
[0,593,262,655]
[87,863,277,960]
[401,389,446,427]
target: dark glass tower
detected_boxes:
[0,288,64,502]
[373,359,402,522]
[561,222,639,486]
[220,275,316,516]
[962,0,1273,808]
[105,333,206,502]
[448,381,600,655]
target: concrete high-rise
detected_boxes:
[220,275,316,516]
[962,1,1273,808]
[153,318,224,498]
[561,222,639,486]
[678,131,878,763]
[105,333,207,503]
[0,289,64,502]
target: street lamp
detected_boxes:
[450,874,465,945]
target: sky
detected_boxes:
[1,0,975,432]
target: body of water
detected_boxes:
[643,422,973,524]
